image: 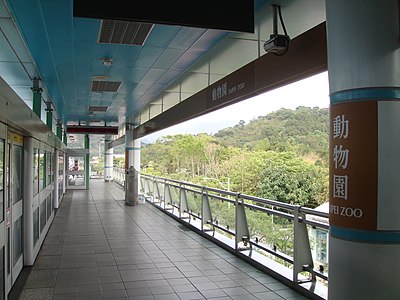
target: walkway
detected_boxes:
[15,180,307,300]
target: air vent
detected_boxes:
[91,81,121,92]
[88,106,109,112]
[99,20,153,45]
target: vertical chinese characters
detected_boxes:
[332,115,349,200]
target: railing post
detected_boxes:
[201,189,212,232]
[140,176,144,194]
[235,193,251,251]
[153,178,160,203]
[144,177,149,195]
[293,205,315,283]
[163,181,172,210]
[179,183,189,219]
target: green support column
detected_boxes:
[46,110,53,130]
[31,78,42,118]
[56,125,62,140]
[63,132,67,146]
[84,134,90,189]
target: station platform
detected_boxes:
[13,180,307,300]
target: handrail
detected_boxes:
[112,171,329,300]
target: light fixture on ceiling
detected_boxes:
[102,58,113,67]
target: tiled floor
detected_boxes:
[16,180,308,300]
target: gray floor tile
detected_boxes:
[24,269,58,289]
[13,180,305,300]
[17,287,53,300]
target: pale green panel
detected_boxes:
[181,92,195,102]
[209,74,226,85]
[209,38,258,77]
[188,58,209,74]
[149,99,162,119]
[163,92,180,111]
[164,82,180,93]
[140,108,149,124]
[181,72,209,95]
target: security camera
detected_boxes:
[263,34,290,54]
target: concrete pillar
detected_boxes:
[125,127,140,205]
[84,134,90,189]
[326,0,400,298]
[125,127,134,170]
[104,138,113,182]
[23,137,34,265]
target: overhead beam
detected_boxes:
[134,22,327,139]
[67,125,118,135]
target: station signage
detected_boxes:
[207,64,255,110]
[329,101,378,230]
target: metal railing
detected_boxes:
[113,171,329,299]
[112,167,125,187]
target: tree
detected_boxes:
[256,151,328,208]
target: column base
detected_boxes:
[329,235,400,299]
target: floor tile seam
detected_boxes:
[88,182,294,298]
[135,198,282,293]
[85,187,121,270]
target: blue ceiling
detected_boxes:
[3,0,267,126]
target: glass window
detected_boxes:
[33,148,39,196]
[46,151,52,185]
[13,217,22,265]
[46,193,52,221]
[58,153,64,200]
[0,139,4,222]
[6,228,9,275]
[40,200,46,233]
[51,191,55,212]
[33,208,39,246]
[39,150,45,190]
[0,247,4,300]
[12,146,23,204]
[51,152,55,183]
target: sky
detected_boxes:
[142,71,330,143]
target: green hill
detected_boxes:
[214,106,329,164]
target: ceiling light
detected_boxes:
[102,58,113,67]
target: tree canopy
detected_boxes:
[141,106,329,208]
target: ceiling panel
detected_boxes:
[73,18,100,43]
[0,18,32,62]
[152,48,185,69]
[3,0,266,127]
[134,46,163,67]
[0,62,31,86]
[0,1,7,17]
[168,28,207,50]
[0,30,18,61]
[146,25,180,48]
